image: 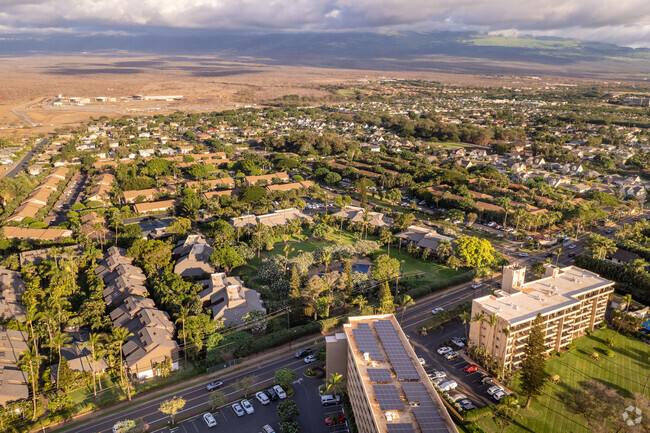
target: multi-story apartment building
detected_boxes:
[469,264,614,370]
[326,314,457,433]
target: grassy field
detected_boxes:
[474,328,650,433]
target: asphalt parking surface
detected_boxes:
[408,321,496,409]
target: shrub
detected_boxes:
[591,352,601,361]
[566,342,576,351]
[463,422,489,433]
[548,374,561,384]
[605,349,615,357]
[599,322,608,329]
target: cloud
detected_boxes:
[0,0,647,46]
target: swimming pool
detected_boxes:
[353,264,371,274]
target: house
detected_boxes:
[265,181,314,192]
[203,190,235,200]
[19,245,84,267]
[122,327,180,380]
[230,208,312,229]
[51,340,109,382]
[27,165,43,176]
[198,273,265,325]
[138,149,155,158]
[0,327,29,405]
[86,173,114,205]
[123,188,159,204]
[396,226,454,251]
[133,199,178,215]
[0,267,26,322]
[173,235,216,277]
[186,177,235,190]
[244,172,289,186]
[332,206,393,228]
[605,249,642,265]
[81,212,111,241]
[1,227,73,241]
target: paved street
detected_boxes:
[45,173,88,226]
[5,137,50,178]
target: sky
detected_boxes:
[0,0,649,47]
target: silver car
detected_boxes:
[232,403,245,417]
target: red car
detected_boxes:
[325,414,345,426]
[464,364,479,373]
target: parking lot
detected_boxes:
[408,321,496,409]
[174,368,349,433]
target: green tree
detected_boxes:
[275,368,297,389]
[280,421,300,433]
[495,394,521,433]
[111,327,133,387]
[472,312,487,348]
[210,245,244,272]
[312,223,332,239]
[233,375,257,398]
[455,236,494,268]
[210,390,228,411]
[378,281,394,313]
[19,348,44,420]
[159,396,186,424]
[324,372,345,399]
[277,400,300,421]
[399,294,414,322]
[520,314,547,408]
[466,212,478,225]
[52,332,72,390]
[584,233,617,260]
[242,310,268,333]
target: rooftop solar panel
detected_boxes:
[352,323,383,361]
[402,382,449,433]
[367,368,392,383]
[373,320,419,380]
[372,384,404,411]
[387,423,417,433]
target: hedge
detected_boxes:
[462,406,493,422]
[462,422,489,433]
[406,271,476,299]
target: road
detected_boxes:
[5,137,50,178]
[45,173,88,226]
[58,277,487,433]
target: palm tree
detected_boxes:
[497,197,511,227]
[555,247,562,267]
[25,307,41,370]
[460,311,471,342]
[436,240,453,260]
[52,332,72,390]
[321,250,333,273]
[500,328,511,380]
[399,295,414,322]
[584,233,617,260]
[352,295,368,313]
[472,312,487,348]
[19,349,44,420]
[83,333,102,396]
[487,314,498,355]
[361,209,370,240]
[324,373,345,399]
[283,244,295,275]
[175,306,191,366]
[496,394,521,433]
[111,327,133,386]
[611,294,633,345]
[380,228,393,257]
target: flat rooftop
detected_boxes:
[476,266,614,324]
[344,315,457,433]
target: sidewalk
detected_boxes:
[43,333,324,433]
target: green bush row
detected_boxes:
[462,405,493,421]
[406,271,476,299]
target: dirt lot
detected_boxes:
[0,53,647,138]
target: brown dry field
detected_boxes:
[0,54,648,138]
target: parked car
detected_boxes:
[262,425,276,433]
[273,385,287,399]
[418,357,426,366]
[568,244,577,249]
[459,399,477,410]
[444,351,459,360]
[568,252,576,258]
[241,399,254,414]
[295,348,313,358]
[431,307,445,315]
[437,346,453,355]
[440,380,458,391]
[256,391,270,405]
[479,376,494,385]
[266,387,278,401]
[325,414,346,426]
[605,228,614,234]
[232,403,245,417]
[206,380,223,391]
[321,394,341,406]
[518,252,529,257]
[203,413,217,428]
[451,337,465,347]
[432,377,446,386]
[304,355,316,364]
[429,371,446,379]
[450,393,468,402]
[493,390,509,401]
[471,282,483,289]
[487,385,504,395]
[463,364,479,373]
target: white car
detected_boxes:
[444,351,459,360]
[418,357,426,366]
[568,244,577,249]
[518,252,529,257]
[231,403,245,417]
[471,282,483,289]
[431,307,444,315]
[493,390,509,401]
[255,391,270,405]
[203,412,217,428]
[273,385,287,399]
[437,346,452,355]
[429,371,446,379]
[487,385,504,395]
[439,380,458,391]
[241,399,254,414]
[304,355,316,364]
[451,337,465,348]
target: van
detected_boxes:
[321,394,341,406]
[265,387,278,401]
[261,425,276,433]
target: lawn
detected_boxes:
[474,328,650,433]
